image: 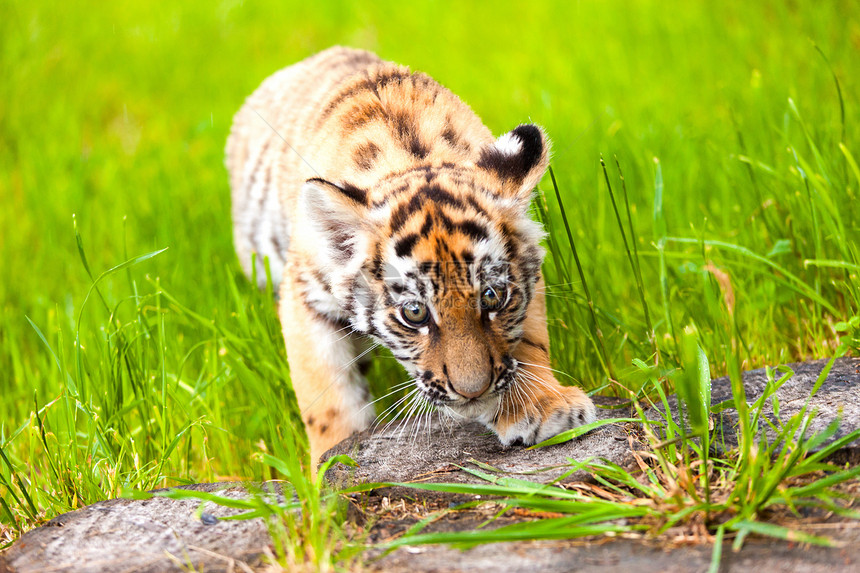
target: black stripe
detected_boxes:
[390,193,425,232]
[270,224,286,257]
[369,243,385,280]
[310,269,333,295]
[441,124,458,146]
[424,185,465,210]
[466,196,488,216]
[391,110,430,159]
[369,165,472,208]
[521,337,548,354]
[420,212,434,236]
[319,80,374,121]
[340,182,369,205]
[394,233,420,257]
[436,210,454,232]
[408,135,430,159]
[305,177,368,206]
[320,68,413,121]
[375,68,414,91]
[500,222,518,257]
[456,220,489,241]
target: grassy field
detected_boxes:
[2,0,859,567]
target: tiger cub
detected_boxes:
[226,47,595,464]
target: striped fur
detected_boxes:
[227,47,595,464]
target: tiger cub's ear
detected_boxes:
[299,178,371,269]
[476,124,550,205]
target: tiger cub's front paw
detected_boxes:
[492,383,596,447]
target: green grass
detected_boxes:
[1,0,859,568]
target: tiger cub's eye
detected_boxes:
[401,301,429,326]
[480,286,506,311]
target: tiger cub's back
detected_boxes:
[226,47,382,286]
[227,47,498,287]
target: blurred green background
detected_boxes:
[2,0,856,311]
[1,0,858,540]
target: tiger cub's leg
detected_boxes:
[492,282,596,445]
[279,270,373,465]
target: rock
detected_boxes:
[0,482,280,573]
[716,357,860,462]
[323,396,639,496]
[655,357,860,462]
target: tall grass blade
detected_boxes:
[708,524,725,573]
[652,158,677,355]
[614,156,654,343]
[813,43,846,178]
[549,166,615,380]
[0,445,38,519]
[601,157,653,345]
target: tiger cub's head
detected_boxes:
[302,124,550,417]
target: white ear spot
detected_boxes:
[494,132,523,156]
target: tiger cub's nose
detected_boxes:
[452,374,491,399]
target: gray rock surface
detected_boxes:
[324,396,637,495]
[644,357,860,463]
[0,482,279,573]
[708,357,860,462]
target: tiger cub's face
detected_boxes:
[302,125,549,418]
